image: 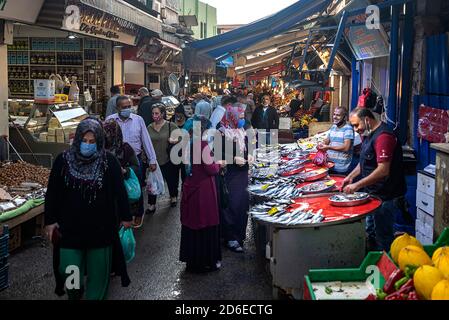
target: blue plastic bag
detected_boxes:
[119,227,136,264]
[124,168,141,203]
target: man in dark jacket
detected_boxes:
[251,94,279,145]
[137,87,152,127]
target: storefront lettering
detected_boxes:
[0,0,8,11]
[80,22,120,40]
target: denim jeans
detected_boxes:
[366,198,398,251]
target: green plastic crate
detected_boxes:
[304,228,449,300]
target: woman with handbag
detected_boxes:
[147,103,180,211]
[44,117,133,300]
[103,120,142,227]
[180,115,225,273]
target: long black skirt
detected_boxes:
[180,225,222,272]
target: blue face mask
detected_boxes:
[237,119,246,129]
[120,108,132,119]
[80,142,97,157]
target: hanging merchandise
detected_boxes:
[357,88,378,109]
[68,76,80,102]
[417,105,449,143]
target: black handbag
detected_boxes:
[218,170,230,209]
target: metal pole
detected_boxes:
[399,2,414,144]
[387,5,400,130]
[351,57,359,110]
[325,10,349,79]
[299,30,313,74]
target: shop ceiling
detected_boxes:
[187,0,414,79]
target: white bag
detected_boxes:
[146,164,165,196]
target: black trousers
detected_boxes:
[148,161,179,205]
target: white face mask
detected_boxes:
[361,118,372,137]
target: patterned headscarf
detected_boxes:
[62,117,108,202]
[220,102,247,154]
[104,119,125,163]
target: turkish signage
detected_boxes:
[0,0,44,24]
[62,4,138,46]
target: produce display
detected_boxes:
[373,234,449,300]
[0,161,50,187]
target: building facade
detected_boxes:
[179,0,217,39]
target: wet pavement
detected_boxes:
[0,196,272,300]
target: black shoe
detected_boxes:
[145,207,156,215]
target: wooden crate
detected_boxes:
[308,122,332,137]
[8,226,22,253]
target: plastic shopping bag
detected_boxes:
[146,164,165,196]
[119,226,136,264]
[124,168,141,203]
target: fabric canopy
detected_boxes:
[187,0,332,59]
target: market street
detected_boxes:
[0,194,272,300]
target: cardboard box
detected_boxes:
[39,132,48,142]
[55,128,64,137]
[48,118,60,129]
[46,135,56,143]
[47,127,56,136]
[56,135,65,143]
[34,79,55,104]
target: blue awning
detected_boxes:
[188,0,332,59]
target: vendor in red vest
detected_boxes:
[342,108,407,252]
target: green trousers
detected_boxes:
[59,246,112,300]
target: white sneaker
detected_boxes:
[216,261,222,269]
[227,240,243,253]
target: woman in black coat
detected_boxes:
[45,117,133,300]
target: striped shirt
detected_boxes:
[327,124,354,173]
[106,113,157,164]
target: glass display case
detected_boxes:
[8,100,88,167]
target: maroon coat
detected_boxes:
[181,141,220,230]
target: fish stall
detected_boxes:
[249,142,382,299]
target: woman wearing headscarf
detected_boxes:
[180,115,224,273]
[44,117,133,300]
[103,120,142,227]
[217,97,252,253]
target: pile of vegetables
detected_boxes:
[373,234,449,300]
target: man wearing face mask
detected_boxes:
[106,96,158,223]
[342,108,407,251]
[318,107,354,175]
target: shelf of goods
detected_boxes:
[7,37,107,111]
[304,228,449,300]
[249,142,382,299]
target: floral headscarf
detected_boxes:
[62,117,108,202]
[219,103,247,154]
[104,120,125,162]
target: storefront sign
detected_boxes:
[63,4,138,46]
[345,23,390,60]
[0,0,44,24]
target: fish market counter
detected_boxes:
[252,194,382,300]
[249,143,381,300]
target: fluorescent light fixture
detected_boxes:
[67,33,77,39]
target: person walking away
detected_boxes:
[103,120,141,227]
[137,87,153,127]
[106,96,157,225]
[218,101,252,253]
[342,108,407,251]
[246,93,256,121]
[147,104,181,211]
[194,95,212,119]
[318,107,354,175]
[180,116,224,273]
[105,86,121,117]
[172,105,189,184]
[44,118,133,300]
[251,94,279,145]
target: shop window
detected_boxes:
[148,73,160,84]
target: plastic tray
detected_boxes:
[0,263,9,292]
[0,226,9,259]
